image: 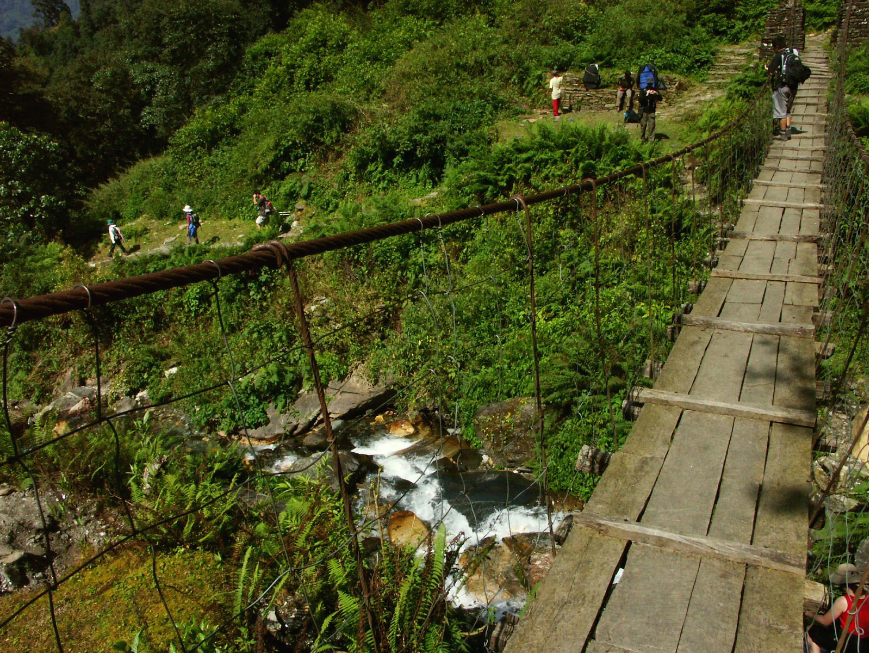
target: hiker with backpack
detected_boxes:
[184,205,201,245]
[638,84,661,142]
[107,220,128,258]
[767,34,811,140]
[617,71,634,112]
[253,191,274,230]
[549,70,564,118]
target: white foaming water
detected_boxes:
[353,433,556,550]
[269,452,299,472]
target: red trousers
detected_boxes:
[552,99,560,116]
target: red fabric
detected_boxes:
[552,99,560,117]
[840,594,869,637]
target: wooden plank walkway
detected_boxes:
[504,41,828,653]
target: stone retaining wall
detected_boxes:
[760,0,806,60]
[838,2,869,46]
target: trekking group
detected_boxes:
[549,63,664,142]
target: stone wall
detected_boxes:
[556,72,678,113]
[838,2,869,46]
[760,0,806,60]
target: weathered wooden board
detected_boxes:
[757,280,786,325]
[676,559,746,653]
[593,545,701,653]
[689,330,753,402]
[741,335,781,406]
[680,314,813,338]
[711,269,820,283]
[635,389,817,427]
[571,513,804,575]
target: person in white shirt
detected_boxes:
[549,70,563,119]
[107,220,127,257]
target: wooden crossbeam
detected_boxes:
[753,180,825,189]
[727,231,820,243]
[679,314,815,338]
[761,166,823,174]
[742,199,823,209]
[634,388,817,427]
[710,269,821,284]
[572,512,806,576]
[762,155,825,163]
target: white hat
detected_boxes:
[183,205,193,212]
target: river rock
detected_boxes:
[474,397,543,467]
[459,538,525,604]
[387,419,415,437]
[436,448,485,474]
[388,510,430,549]
[285,371,394,438]
[246,404,294,443]
[502,533,555,589]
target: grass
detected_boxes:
[0,545,232,652]
[93,214,260,263]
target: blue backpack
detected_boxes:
[637,64,665,90]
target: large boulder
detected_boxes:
[458,537,526,605]
[502,533,556,589]
[474,398,543,468]
[286,371,395,438]
[387,510,431,549]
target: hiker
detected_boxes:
[184,205,201,245]
[638,84,661,142]
[617,71,634,112]
[253,191,272,230]
[549,70,564,118]
[767,34,810,140]
[107,220,127,257]
[583,63,601,90]
[805,563,869,653]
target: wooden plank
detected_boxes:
[679,314,814,338]
[593,546,700,653]
[774,337,816,412]
[733,568,805,653]
[503,528,626,653]
[571,513,805,575]
[711,269,820,284]
[642,411,734,534]
[692,279,731,318]
[654,327,713,393]
[740,335,781,408]
[753,180,825,189]
[728,231,820,243]
[634,389,817,427]
[689,330,753,401]
[708,419,770,543]
[727,279,766,304]
[742,198,823,208]
[784,281,819,307]
[757,281,786,325]
[676,559,745,653]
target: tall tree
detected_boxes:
[31,0,71,28]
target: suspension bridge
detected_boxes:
[1,7,869,653]
[504,34,830,653]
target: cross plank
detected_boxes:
[634,388,817,427]
[711,269,820,283]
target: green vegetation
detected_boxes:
[0,0,817,650]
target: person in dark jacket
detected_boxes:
[638,84,661,142]
[617,71,634,112]
[767,34,795,140]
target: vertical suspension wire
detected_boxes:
[204,263,328,649]
[284,261,381,653]
[511,195,556,559]
[670,158,679,309]
[1,297,65,653]
[642,164,656,368]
